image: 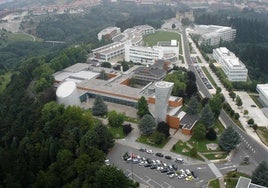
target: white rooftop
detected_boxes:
[155,81,174,88]
[56,81,77,98]
[257,84,268,98]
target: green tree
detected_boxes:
[189,147,198,157]
[137,96,150,118]
[156,121,170,138]
[101,62,112,68]
[80,124,114,153]
[248,118,254,125]
[200,104,215,129]
[186,96,200,115]
[252,161,268,187]
[138,114,156,136]
[219,126,240,153]
[229,91,236,101]
[252,124,258,132]
[192,123,206,140]
[92,95,108,116]
[108,110,125,128]
[151,131,166,145]
[171,23,176,29]
[236,95,243,107]
[206,128,217,141]
[99,70,108,80]
[95,165,131,188]
[186,80,198,98]
[209,94,222,118]
[123,124,132,135]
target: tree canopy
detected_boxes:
[219,126,240,153]
[108,110,125,128]
[252,161,268,187]
[186,95,200,115]
[200,104,215,129]
[92,95,108,116]
[138,114,156,136]
[137,96,150,118]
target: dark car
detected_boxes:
[167,171,175,175]
[139,148,146,152]
[150,165,157,169]
[191,171,197,178]
[155,152,164,157]
[165,155,172,160]
[172,164,178,171]
[144,163,151,168]
[160,168,168,173]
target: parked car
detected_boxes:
[155,152,164,157]
[165,155,172,160]
[160,168,168,173]
[139,148,146,152]
[172,164,178,171]
[146,149,153,154]
[175,158,184,164]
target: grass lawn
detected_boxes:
[137,135,170,148]
[7,33,34,44]
[0,72,13,93]
[172,140,204,161]
[224,171,250,188]
[143,30,181,47]
[179,55,184,64]
[256,127,268,147]
[107,126,125,139]
[208,178,220,188]
[125,116,139,124]
[201,66,217,88]
[203,152,227,160]
[249,94,263,108]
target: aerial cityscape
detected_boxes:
[0,0,268,188]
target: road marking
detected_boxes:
[219,165,236,170]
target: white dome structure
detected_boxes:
[56,81,81,106]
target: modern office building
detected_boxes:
[154,81,174,123]
[92,42,124,62]
[213,47,248,82]
[98,27,121,41]
[193,25,236,46]
[256,84,268,107]
[124,42,163,65]
[235,176,267,188]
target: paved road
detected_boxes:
[181,26,268,174]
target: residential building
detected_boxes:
[213,47,248,82]
[193,25,236,46]
[256,84,268,107]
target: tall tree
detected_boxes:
[236,95,243,107]
[156,121,170,138]
[138,114,156,136]
[92,95,108,116]
[200,104,215,129]
[219,126,240,153]
[80,124,114,153]
[229,91,236,101]
[252,161,268,187]
[186,96,200,115]
[186,80,197,98]
[95,165,131,188]
[192,123,206,140]
[209,94,222,118]
[137,96,150,118]
[107,110,125,128]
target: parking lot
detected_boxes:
[194,64,213,90]
[108,143,214,188]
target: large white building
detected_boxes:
[124,42,163,65]
[213,47,248,82]
[256,84,268,107]
[92,42,125,62]
[124,40,179,65]
[56,81,81,106]
[194,25,236,46]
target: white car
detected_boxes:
[146,149,153,154]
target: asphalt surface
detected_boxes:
[107,143,214,188]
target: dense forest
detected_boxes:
[194,9,268,82]
[36,3,175,43]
